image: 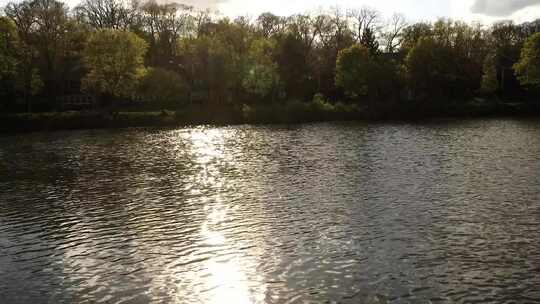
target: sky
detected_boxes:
[2,0,540,24]
[216,0,540,23]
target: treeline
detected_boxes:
[1,0,540,115]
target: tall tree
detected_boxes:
[0,17,19,109]
[514,32,540,88]
[256,12,285,38]
[490,21,522,93]
[5,0,75,99]
[138,67,187,107]
[481,52,499,94]
[347,7,380,43]
[75,0,138,30]
[0,17,19,82]
[382,14,407,53]
[4,0,72,110]
[242,38,280,100]
[81,29,148,101]
[360,27,379,56]
[139,0,193,67]
[405,37,456,100]
[276,33,314,100]
[336,44,378,101]
[400,22,432,53]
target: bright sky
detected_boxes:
[2,0,540,24]
[215,0,540,23]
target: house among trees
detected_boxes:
[57,95,96,110]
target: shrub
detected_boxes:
[138,68,188,109]
[241,94,363,123]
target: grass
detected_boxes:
[1,97,539,133]
[0,99,362,133]
[0,111,178,133]
[241,95,363,123]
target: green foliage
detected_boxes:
[276,33,314,100]
[82,29,148,98]
[400,22,432,53]
[5,0,76,98]
[360,27,379,56]
[11,67,43,98]
[2,1,540,119]
[0,17,19,80]
[176,20,250,104]
[138,68,188,108]
[336,43,402,104]
[481,53,499,94]
[335,44,375,100]
[404,20,489,100]
[242,94,361,123]
[207,36,239,102]
[0,17,20,109]
[311,93,334,113]
[242,38,280,99]
[514,33,540,87]
[405,37,456,99]
[28,68,44,96]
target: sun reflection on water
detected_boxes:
[195,200,266,304]
[185,128,266,304]
[199,213,254,304]
[189,129,227,165]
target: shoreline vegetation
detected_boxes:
[2,98,540,133]
[2,0,540,133]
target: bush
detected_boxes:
[242,94,363,123]
[138,68,189,109]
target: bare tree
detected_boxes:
[256,12,286,38]
[347,7,381,42]
[194,9,212,37]
[287,14,318,53]
[330,6,349,38]
[382,13,407,53]
[233,15,253,32]
[312,13,333,48]
[74,0,137,30]
[140,1,192,42]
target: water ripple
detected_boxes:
[0,120,540,303]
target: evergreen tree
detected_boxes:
[360,27,379,56]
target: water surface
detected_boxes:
[1,120,539,303]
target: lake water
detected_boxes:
[0,120,539,303]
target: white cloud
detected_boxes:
[471,0,540,16]
[216,0,540,24]
[217,0,451,20]
[167,0,226,10]
[2,0,539,24]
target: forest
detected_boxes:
[1,0,540,127]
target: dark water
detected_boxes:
[1,120,539,303]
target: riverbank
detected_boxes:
[1,99,539,133]
[0,98,363,133]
